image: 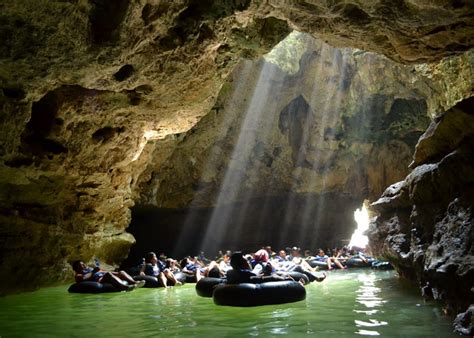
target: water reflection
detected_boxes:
[354,272,388,336]
[356,329,380,336]
[355,319,388,327]
[271,309,292,318]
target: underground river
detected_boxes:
[0,269,456,337]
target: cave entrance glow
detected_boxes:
[349,202,370,249]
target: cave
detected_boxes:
[0,1,473,336]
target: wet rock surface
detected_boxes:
[454,305,474,336]
[368,98,474,329]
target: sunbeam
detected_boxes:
[198,60,283,254]
[155,30,433,258]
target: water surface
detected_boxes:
[0,270,455,337]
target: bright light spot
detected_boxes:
[355,329,380,336]
[355,319,388,327]
[263,31,312,75]
[349,203,370,249]
[132,130,162,161]
[143,130,161,140]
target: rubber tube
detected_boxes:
[213,281,306,307]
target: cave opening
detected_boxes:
[348,201,370,249]
[126,31,430,264]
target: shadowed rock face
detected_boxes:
[0,0,472,304]
[368,97,474,330]
[124,194,362,264]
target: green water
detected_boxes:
[0,270,456,337]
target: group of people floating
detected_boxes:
[71,245,373,292]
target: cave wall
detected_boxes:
[0,0,292,292]
[130,34,473,261]
[266,0,474,64]
[0,0,472,294]
[368,97,474,320]
[134,33,459,214]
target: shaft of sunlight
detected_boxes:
[199,62,278,253]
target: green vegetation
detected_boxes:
[264,31,313,75]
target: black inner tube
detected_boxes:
[213,281,306,307]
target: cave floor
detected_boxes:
[0,269,456,337]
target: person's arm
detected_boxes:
[181,265,192,274]
[158,260,169,273]
[75,268,96,282]
[139,263,148,276]
[293,257,302,264]
[75,274,85,283]
[252,264,263,275]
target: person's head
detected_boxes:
[279,250,287,258]
[263,262,273,276]
[145,252,158,264]
[165,258,176,268]
[318,249,325,257]
[71,260,86,273]
[291,247,301,257]
[264,246,273,255]
[304,249,311,257]
[254,249,269,263]
[208,267,221,278]
[180,257,190,268]
[230,252,251,270]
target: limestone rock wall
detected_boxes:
[266,0,474,64]
[368,97,474,325]
[136,34,470,210]
[0,0,291,292]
